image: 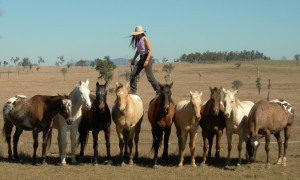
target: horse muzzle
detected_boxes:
[119,108,126,114]
[214,109,219,116]
[98,104,105,113]
[224,112,230,118]
[164,107,169,115]
[66,117,73,125]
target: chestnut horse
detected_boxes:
[174,91,202,167]
[78,81,112,165]
[2,94,73,164]
[148,82,175,168]
[112,82,143,166]
[199,87,225,165]
[246,99,294,166]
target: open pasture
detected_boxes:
[0,61,299,179]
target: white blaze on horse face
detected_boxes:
[254,140,259,147]
[80,85,91,108]
[63,99,72,114]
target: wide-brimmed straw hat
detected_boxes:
[131,25,146,36]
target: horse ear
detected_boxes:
[96,82,100,88]
[79,81,82,85]
[190,91,193,96]
[85,79,89,86]
[125,82,130,89]
[115,82,120,88]
[209,86,213,92]
[104,81,109,88]
[169,82,173,88]
[233,90,238,95]
[222,87,226,93]
[199,91,203,97]
[219,86,223,92]
[158,81,163,88]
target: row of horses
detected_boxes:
[2,80,294,168]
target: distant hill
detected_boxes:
[69,58,130,66]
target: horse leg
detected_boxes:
[134,118,142,159]
[237,135,244,166]
[265,131,271,166]
[57,128,67,165]
[92,130,99,165]
[13,127,23,161]
[32,131,39,164]
[70,128,78,164]
[283,126,291,166]
[42,129,51,165]
[162,126,171,164]
[274,132,282,165]
[79,130,87,157]
[116,126,125,166]
[189,130,197,167]
[152,128,160,168]
[128,129,135,165]
[123,130,129,158]
[178,130,188,167]
[208,133,213,159]
[4,120,14,160]
[215,130,223,160]
[104,126,112,164]
[201,131,209,165]
[226,131,232,165]
[176,127,182,165]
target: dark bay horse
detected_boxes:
[199,87,226,165]
[78,81,112,165]
[246,99,294,166]
[148,82,175,168]
[2,94,73,164]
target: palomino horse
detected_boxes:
[78,81,112,165]
[199,87,226,165]
[174,91,202,167]
[222,88,254,166]
[246,99,294,166]
[52,80,91,165]
[112,82,143,166]
[148,82,175,168]
[2,94,73,164]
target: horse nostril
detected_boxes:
[164,108,169,114]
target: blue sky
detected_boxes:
[0,0,299,65]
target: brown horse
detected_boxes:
[246,99,294,166]
[2,94,73,164]
[148,82,175,168]
[112,82,144,166]
[78,81,112,165]
[199,87,225,165]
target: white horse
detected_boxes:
[52,80,92,165]
[222,88,254,166]
[174,91,202,167]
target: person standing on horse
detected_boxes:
[129,25,160,95]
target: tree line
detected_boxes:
[175,50,271,63]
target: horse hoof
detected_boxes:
[121,162,125,167]
[200,163,207,168]
[178,163,183,168]
[282,163,287,167]
[106,160,113,166]
[153,164,158,169]
[192,163,197,168]
[266,163,271,169]
[93,163,98,167]
[42,162,48,166]
[237,163,242,168]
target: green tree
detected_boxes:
[37,56,45,71]
[56,56,65,69]
[162,63,175,83]
[95,57,116,82]
[294,54,300,68]
[21,57,31,72]
[232,80,243,90]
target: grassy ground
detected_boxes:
[0,61,299,180]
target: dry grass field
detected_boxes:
[0,61,299,180]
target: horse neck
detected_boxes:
[44,96,62,118]
[70,88,83,114]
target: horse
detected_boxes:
[222,88,254,166]
[148,82,175,168]
[112,82,143,166]
[78,81,112,165]
[199,87,226,165]
[174,91,202,167]
[52,80,92,165]
[2,94,73,164]
[246,99,294,166]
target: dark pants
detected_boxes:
[130,53,160,94]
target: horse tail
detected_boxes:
[47,128,53,150]
[76,129,89,151]
[151,127,163,152]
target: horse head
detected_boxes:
[58,94,73,125]
[76,79,92,109]
[246,133,260,162]
[190,91,203,120]
[96,81,109,113]
[115,82,129,114]
[222,88,238,118]
[158,82,173,115]
[209,86,223,116]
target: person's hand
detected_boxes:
[143,60,148,68]
[131,60,135,66]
